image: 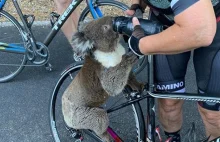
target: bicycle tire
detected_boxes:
[78,0,148,75]
[49,61,146,142]
[0,10,27,83]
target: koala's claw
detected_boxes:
[99,132,111,142]
[126,53,138,64]
[126,51,134,56]
[129,82,145,92]
[120,54,137,67]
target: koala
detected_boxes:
[62,16,143,142]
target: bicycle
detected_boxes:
[49,18,220,142]
[49,57,220,142]
[0,0,147,83]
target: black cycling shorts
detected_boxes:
[151,11,220,95]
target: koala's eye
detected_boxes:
[102,25,110,32]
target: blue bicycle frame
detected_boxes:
[87,0,103,19]
[0,0,6,9]
[0,42,25,53]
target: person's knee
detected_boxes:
[199,105,220,127]
[159,99,183,113]
[54,0,71,6]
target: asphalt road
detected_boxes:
[0,26,206,142]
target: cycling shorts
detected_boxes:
[151,11,220,96]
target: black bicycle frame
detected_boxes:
[147,55,156,142]
[43,0,104,46]
[43,0,83,46]
[10,0,82,47]
[11,0,38,57]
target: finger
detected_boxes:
[124,10,135,16]
[132,17,140,27]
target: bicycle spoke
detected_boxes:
[105,95,126,110]
[0,36,22,41]
[108,109,133,120]
[0,10,26,82]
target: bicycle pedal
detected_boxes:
[24,15,35,28]
[67,128,83,140]
[50,12,60,27]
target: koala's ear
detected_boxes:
[71,32,94,57]
[78,20,91,32]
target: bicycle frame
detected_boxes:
[105,53,220,142]
[0,0,6,9]
[0,42,25,53]
[43,0,83,46]
[0,0,104,58]
[44,0,105,46]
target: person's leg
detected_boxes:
[155,52,190,141]
[193,18,220,141]
[197,105,220,140]
[150,10,191,141]
[54,0,80,42]
[158,99,184,139]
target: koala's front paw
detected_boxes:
[126,52,138,64]
[128,74,145,92]
[120,52,138,67]
[99,132,111,142]
[128,80,145,92]
[131,82,145,92]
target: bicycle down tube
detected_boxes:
[43,0,83,46]
[43,0,103,46]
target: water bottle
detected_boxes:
[112,16,164,36]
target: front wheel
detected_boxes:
[0,10,27,83]
[49,61,146,142]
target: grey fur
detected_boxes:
[62,16,143,142]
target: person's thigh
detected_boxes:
[54,0,71,5]
[194,16,220,111]
[154,52,191,92]
[149,12,191,92]
[193,20,220,94]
